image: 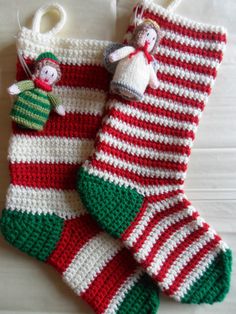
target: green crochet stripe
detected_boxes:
[20,91,51,108]
[181,249,232,304]
[18,98,50,115]
[12,104,48,122]
[77,168,144,238]
[33,88,49,99]
[11,115,43,130]
[118,274,159,314]
[11,107,46,130]
[0,209,64,261]
[15,100,50,119]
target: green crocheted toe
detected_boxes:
[77,168,144,238]
[181,249,232,304]
[118,274,159,314]
[0,209,64,261]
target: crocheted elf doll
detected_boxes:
[77,0,232,305]
[109,19,161,100]
[0,3,159,313]
[8,52,65,131]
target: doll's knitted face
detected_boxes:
[39,65,58,85]
[138,28,157,52]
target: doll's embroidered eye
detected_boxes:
[45,70,48,74]
[147,32,149,36]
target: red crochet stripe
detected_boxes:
[157,71,211,94]
[121,195,189,242]
[90,159,184,186]
[155,225,208,280]
[16,59,110,91]
[160,37,223,61]
[148,190,186,204]
[10,163,80,190]
[116,98,200,124]
[147,87,205,111]
[141,10,226,42]
[131,199,190,252]
[109,108,195,140]
[155,53,217,78]
[142,215,202,270]
[81,248,137,313]
[97,143,188,172]
[47,216,101,273]
[162,235,221,294]
[12,113,103,139]
[100,125,192,155]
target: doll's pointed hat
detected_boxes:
[36,52,59,65]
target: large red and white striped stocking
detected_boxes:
[0,4,159,314]
[78,0,232,304]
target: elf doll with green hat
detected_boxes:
[8,52,65,131]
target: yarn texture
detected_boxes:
[0,5,160,314]
[77,0,232,304]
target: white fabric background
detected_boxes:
[0,0,235,313]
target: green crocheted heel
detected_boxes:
[0,209,64,261]
[181,249,232,304]
[77,168,144,238]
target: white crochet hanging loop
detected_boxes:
[166,0,183,11]
[32,2,67,35]
[133,0,152,26]
[16,3,67,79]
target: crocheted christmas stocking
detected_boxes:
[77,0,232,304]
[0,5,159,314]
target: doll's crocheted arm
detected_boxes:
[8,80,34,95]
[109,46,135,63]
[149,65,159,89]
[48,92,65,116]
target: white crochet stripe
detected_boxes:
[63,232,121,295]
[148,221,200,276]
[6,185,84,219]
[143,94,202,117]
[173,243,223,300]
[54,86,106,115]
[99,132,190,164]
[160,231,216,290]
[157,62,213,86]
[147,3,226,34]
[124,194,184,247]
[100,128,192,164]
[83,163,182,197]
[19,27,111,66]
[163,29,226,52]
[158,46,219,70]
[112,102,198,132]
[104,268,143,314]
[105,117,193,148]
[8,135,94,164]
[134,208,192,263]
[95,151,185,180]
[159,80,208,103]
